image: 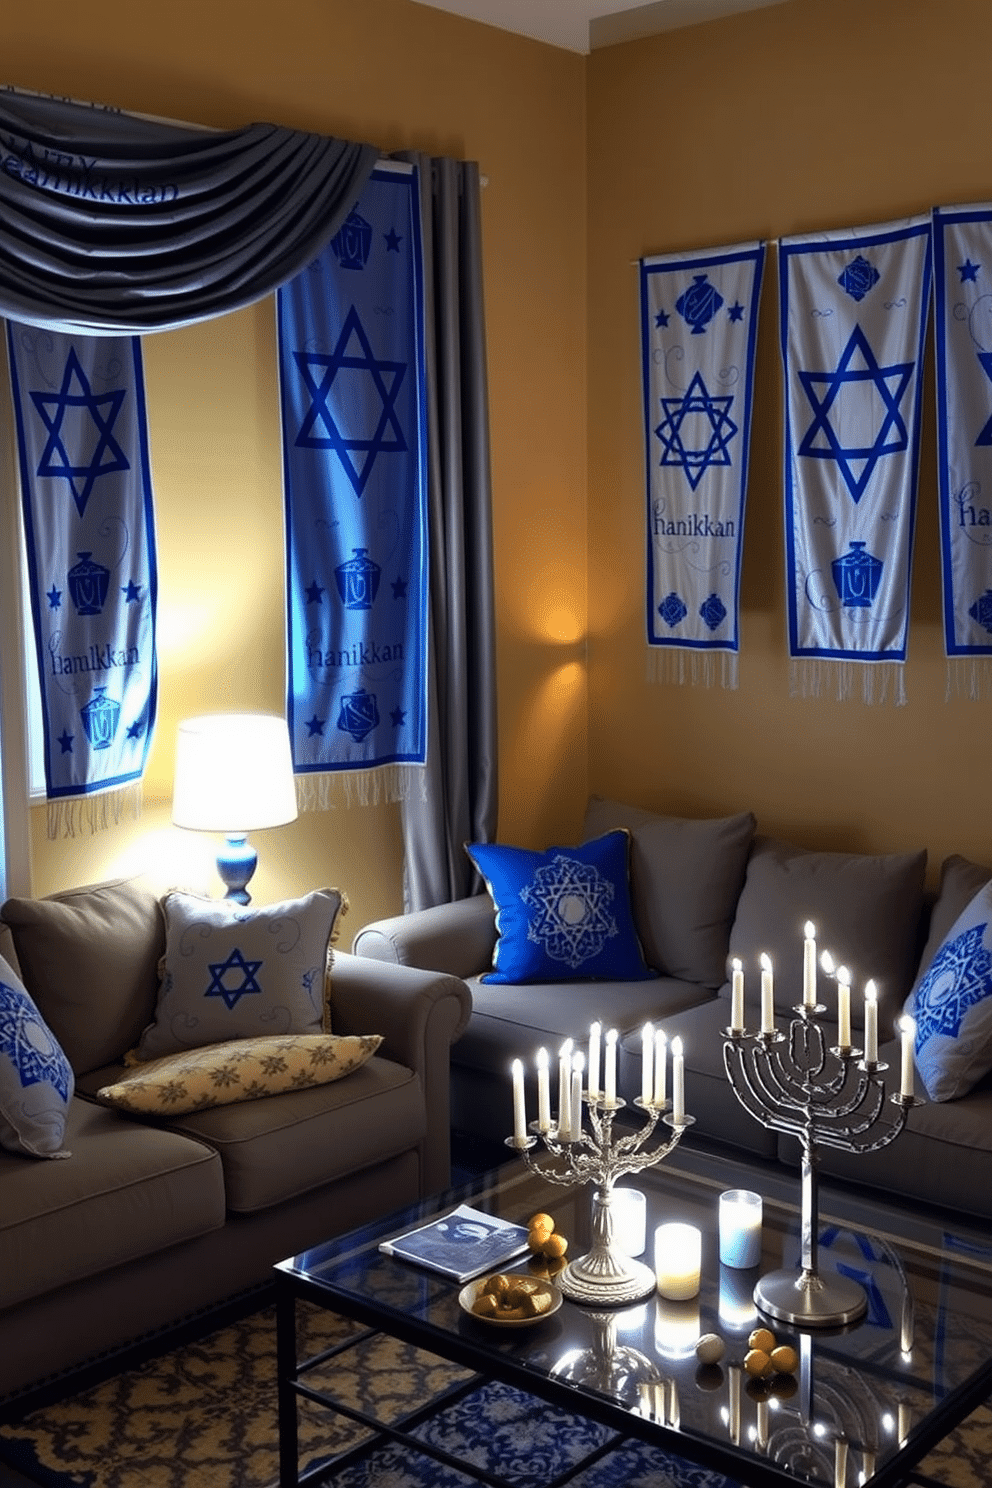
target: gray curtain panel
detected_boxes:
[398,154,498,910]
[0,88,378,333]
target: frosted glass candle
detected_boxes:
[613,1187,646,1257]
[654,1222,701,1300]
[718,1188,762,1269]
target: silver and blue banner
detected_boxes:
[780,216,932,702]
[6,324,157,829]
[278,163,428,803]
[934,203,992,697]
[640,241,765,688]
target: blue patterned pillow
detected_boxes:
[466,832,656,984]
[133,888,344,1061]
[905,880,992,1101]
[0,955,74,1158]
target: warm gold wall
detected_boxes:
[9,0,589,921]
[587,0,992,883]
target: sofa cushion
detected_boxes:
[1,878,164,1075]
[466,832,655,984]
[728,837,926,1037]
[582,798,757,988]
[0,1098,224,1309]
[0,956,74,1159]
[85,1055,425,1213]
[134,888,344,1061]
[904,880,992,1102]
[96,1033,382,1116]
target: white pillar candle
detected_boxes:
[731,957,745,1033]
[604,1027,618,1104]
[900,1016,916,1098]
[511,1058,527,1146]
[836,966,851,1049]
[760,953,775,1033]
[558,1038,573,1135]
[570,1052,585,1140]
[536,1047,551,1131]
[834,1436,848,1488]
[588,1020,601,1099]
[719,1188,762,1268]
[613,1187,646,1256]
[653,1029,668,1105]
[641,1021,654,1104]
[864,981,878,1065]
[803,921,817,1007]
[654,1221,701,1300]
[671,1035,685,1124]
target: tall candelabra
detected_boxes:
[724,999,920,1327]
[508,1094,694,1306]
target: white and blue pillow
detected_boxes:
[905,879,992,1101]
[0,955,74,1158]
[466,831,656,984]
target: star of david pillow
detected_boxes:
[0,954,74,1158]
[132,888,345,1062]
[904,879,992,1102]
[466,831,656,984]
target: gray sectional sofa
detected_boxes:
[0,877,471,1403]
[353,796,992,1225]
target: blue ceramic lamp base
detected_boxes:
[217,832,257,905]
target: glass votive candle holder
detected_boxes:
[718,1189,762,1269]
[654,1222,702,1300]
[612,1186,646,1257]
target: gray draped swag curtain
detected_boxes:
[0,88,378,332]
[398,154,498,911]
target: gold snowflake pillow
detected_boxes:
[96,1033,381,1116]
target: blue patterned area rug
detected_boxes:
[0,1301,987,1488]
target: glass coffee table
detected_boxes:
[274,1143,992,1488]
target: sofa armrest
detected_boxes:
[351,894,496,979]
[329,950,472,1194]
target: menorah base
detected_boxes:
[558,1253,658,1307]
[754,1266,867,1328]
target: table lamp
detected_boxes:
[172,713,298,904]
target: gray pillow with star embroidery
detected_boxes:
[0,954,74,1158]
[904,879,992,1102]
[131,889,345,1062]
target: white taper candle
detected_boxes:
[604,1027,618,1104]
[671,1035,685,1124]
[653,1028,668,1106]
[512,1058,527,1146]
[641,1021,654,1104]
[731,957,744,1033]
[588,1020,601,1099]
[900,1015,916,1098]
[864,981,878,1065]
[803,921,817,1007]
[760,953,774,1034]
[836,966,851,1049]
[558,1038,573,1135]
[536,1047,551,1131]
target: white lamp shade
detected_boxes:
[172,714,298,833]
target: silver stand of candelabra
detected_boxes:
[507,1095,694,1307]
[724,1004,920,1328]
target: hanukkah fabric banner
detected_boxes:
[933,204,992,699]
[780,216,932,703]
[640,241,765,688]
[6,323,158,833]
[278,163,427,804]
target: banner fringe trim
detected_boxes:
[646,649,739,690]
[296,766,427,812]
[789,659,907,706]
[945,657,992,702]
[46,782,143,841]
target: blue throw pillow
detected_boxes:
[466,831,656,984]
[0,955,74,1158]
[904,879,992,1101]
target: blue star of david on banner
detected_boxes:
[27,347,130,518]
[205,947,265,1010]
[294,305,408,497]
[781,216,932,676]
[797,324,914,504]
[655,370,739,492]
[641,241,765,681]
[521,856,618,970]
[913,923,992,1042]
[6,326,159,812]
[278,165,428,792]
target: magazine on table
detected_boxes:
[379,1203,531,1283]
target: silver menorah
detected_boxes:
[724,1000,920,1326]
[508,1093,694,1306]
